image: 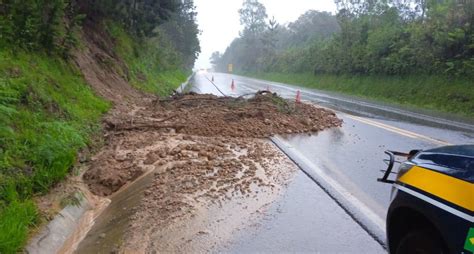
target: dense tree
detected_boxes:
[324,0,474,76]
[239,0,268,37]
[214,0,473,77]
[234,0,269,71]
[0,0,200,66]
[0,0,71,53]
[212,8,340,73]
[159,0,201,69]
[85,0,181,36]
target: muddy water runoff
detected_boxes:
[73,136,297,253]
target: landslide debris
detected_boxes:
[104,91,342,138]
[79,91,343,252]
[121,135,295,253]
[84,91,342,196]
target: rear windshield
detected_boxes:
[412,152,474,183]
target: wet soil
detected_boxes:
[84,92,342,196]
[105,91,342,138]
[82,135,298,253]
[75,85,342,252]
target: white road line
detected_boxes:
[271,137,387,247]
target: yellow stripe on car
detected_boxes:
[398,166,474,212]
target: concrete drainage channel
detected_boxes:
[26,189,110,254]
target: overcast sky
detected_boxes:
[193,0,337,69]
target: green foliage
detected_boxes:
[217,0,473,116]
[0,0,84,56]
[213,7,340,73]
[86,0,181,37]
[106,22,190,95]
[0,50,109,252]
[216,0,473,78]
[159,0,201,69]
[318,0,474,77]
[0,0,200,60]
[244,72,474,118]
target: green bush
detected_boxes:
[106,22,189,95]
[0,0,85,57]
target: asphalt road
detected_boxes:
[190,71,474,251]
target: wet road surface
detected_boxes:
[190,71,474,251]
[225,171,384,253]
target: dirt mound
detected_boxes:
[105,91,342,138]
[83,91,341,196]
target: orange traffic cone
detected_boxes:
[296,90,301,103]
[231,79,235,91]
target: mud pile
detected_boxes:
[78,92,343,252]
[84,92,341,196]
[104,91,342,138]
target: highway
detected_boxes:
[190,71,474,251]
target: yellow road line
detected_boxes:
[306,101,452,146]
[345,115,452,146]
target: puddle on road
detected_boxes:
[73,135,297,253]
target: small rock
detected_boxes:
[115,153,128,162]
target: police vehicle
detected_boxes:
[379,145,474,253]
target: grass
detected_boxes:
[106,22,189,96]
[0,49,110,253]
[0,201,37,253]
[242,72,474,118]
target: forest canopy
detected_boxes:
[212,0,474,78]
[0,0,200,68]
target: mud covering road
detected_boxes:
[83,92,341,196]
[75,92,342,253]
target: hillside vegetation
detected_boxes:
[213,0,474,116]
[0,0,200,252]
